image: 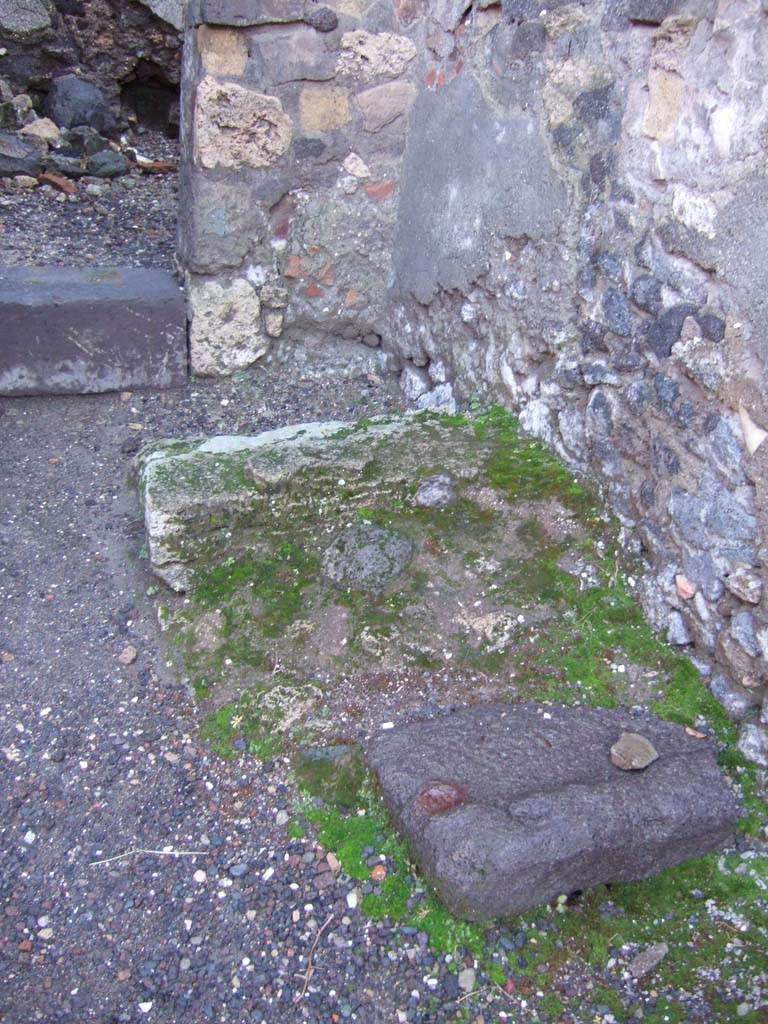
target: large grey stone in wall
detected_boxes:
[199,0,305,26]
[394,74,566,304]
[604,0,675,24]
[366,704,740,921]
[0,130,43,176]
[43,75,114,133]
[137,0,185,31]
[502,0,571,19]
[0,0,51,36]
[0,267,187,395]
[179,174,265,273]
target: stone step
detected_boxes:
[0,265,187,395]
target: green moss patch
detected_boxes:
[146,406,767,1020]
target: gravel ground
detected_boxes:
[0,130,178,271]
[0,371,448,1024]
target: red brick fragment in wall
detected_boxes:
[284,255,303,279]
[305,282,322,298]
[319,260,336,286]
[269,194,296,240]
[364,181,396,201]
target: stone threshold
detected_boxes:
[0,265,188,396]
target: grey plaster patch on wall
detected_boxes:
[393,73,566,305]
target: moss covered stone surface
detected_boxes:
[140,408,768,1021]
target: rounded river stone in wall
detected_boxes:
[322,523,413,593]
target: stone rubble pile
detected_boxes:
[0,73,176,192]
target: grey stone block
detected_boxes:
[0,130,43,177]
[645,304,699,359]
[366,704,740,921]
[136,0,185,30]
[602,287,633,336]
[87,150,130,177]
[43,75,114,133]
[0,266,187,395]
[621,0,675,23]
[0,0,51,36]
[304,6,337,32]
[200,0,304,26]
[709,674,759,722]
[630,275,663,315]
[502,0,571,19]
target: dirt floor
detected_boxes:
[0,130,177,270]
[0,372,437,1024]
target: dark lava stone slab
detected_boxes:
[366,703,740,921]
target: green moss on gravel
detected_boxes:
[474,406,602,523]
[297,766,767,1022]
[198,685,301,761]
[161,405,768,1021]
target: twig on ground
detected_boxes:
[294,914,335,1003]
[457,984,492,1004]
[90,848,209,867]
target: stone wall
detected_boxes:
[180,0,768,765]
[0,0,183,128]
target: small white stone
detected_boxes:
[193,869,206,883]
[138,1002,153,1014]
[381,722,394,730]
[346,890,359,909]
[262,867,275,881]
[458,966,476,993]
[343,152,371,178]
